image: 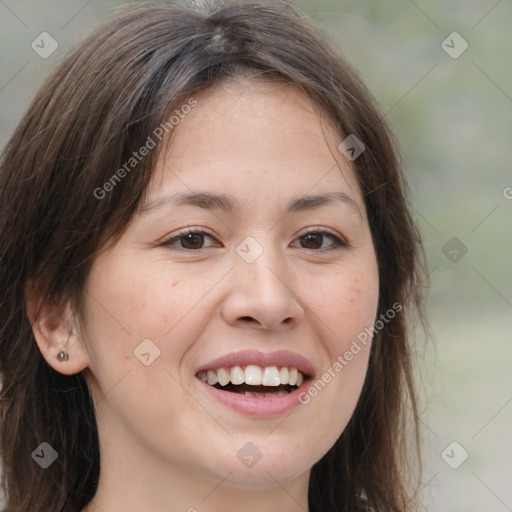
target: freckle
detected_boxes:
[172,280,179,287]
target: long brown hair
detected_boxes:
[0,1,426,510]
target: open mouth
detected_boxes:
[197,365,305,397]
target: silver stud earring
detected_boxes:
[57,351,69,362]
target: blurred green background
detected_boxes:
[1,1,510,510]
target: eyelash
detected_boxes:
[160,227,348,252]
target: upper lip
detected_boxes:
[196,349,315,378]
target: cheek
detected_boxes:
[300,256,378,418]
[308,262,379,356]
[81,256,223,369]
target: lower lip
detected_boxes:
[197,378,310,417]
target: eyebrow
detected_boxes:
[141,191,362,218]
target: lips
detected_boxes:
[195,349,314,416]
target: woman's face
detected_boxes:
[80,79,379,492]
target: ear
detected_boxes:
[25,280,90,375]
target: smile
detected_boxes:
[195,350,313,416]
[197,365,305,396]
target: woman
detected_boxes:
[0,1,425,511]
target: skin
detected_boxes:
[29,79,379,512]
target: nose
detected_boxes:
[221,240,305,331]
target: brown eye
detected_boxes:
[180,232,205,250]
[293,230,346,251]
[300,233,324,249]
[161,229,219,250]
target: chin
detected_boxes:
[205,440,316,489]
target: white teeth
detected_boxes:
[279,367,289,385]
[262,366,280,386]
[230,365,244,385]
[198,365,306,388]
[244,365,263,385]
[217,367,230,386]
[288,367,298,386]
[206,370,218,385]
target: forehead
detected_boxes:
[146,79,365,212]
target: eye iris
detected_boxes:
[182,233,204,249]
[301,233,323,249]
